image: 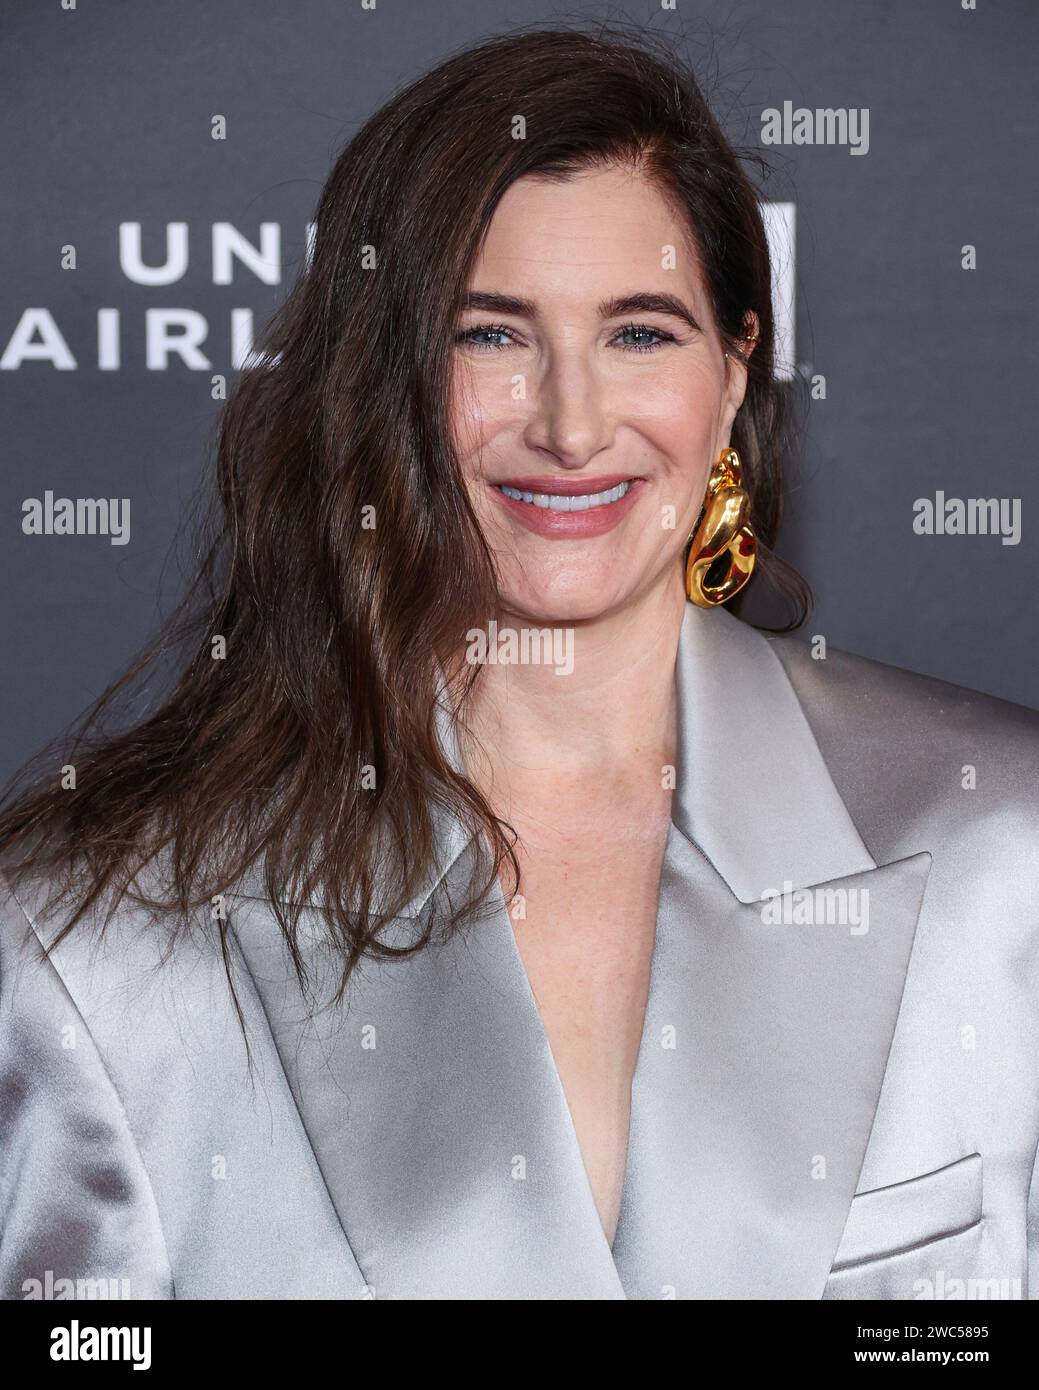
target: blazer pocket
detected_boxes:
[830,1153,983,1272]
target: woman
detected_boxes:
[1,29,1037,1303]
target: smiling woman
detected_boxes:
[1,26,1038,1303]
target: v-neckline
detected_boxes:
[490,858,664,1257]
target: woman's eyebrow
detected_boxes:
[459,289,702,332]
[599,292,702,330]
[461,291,538,317]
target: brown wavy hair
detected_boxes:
[0,26,808,1014]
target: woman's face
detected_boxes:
[449,162,755,625]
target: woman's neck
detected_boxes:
[455,573,686,792]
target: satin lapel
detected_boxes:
[231,855,626,1301]
[669,605,877,901]
[611,605,932,1299]
[612,831,931,1299]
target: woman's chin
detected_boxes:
[496,582,640,628]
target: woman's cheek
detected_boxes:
[451,365,528,461]
[627,380,715,462]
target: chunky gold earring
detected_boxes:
[685,446,757,608]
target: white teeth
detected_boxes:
[497,480,634,510]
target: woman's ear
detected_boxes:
[720,309,760,432]
[739,309,760,363]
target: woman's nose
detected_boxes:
[521,351,615,468]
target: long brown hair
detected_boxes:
[0,26,808,1010]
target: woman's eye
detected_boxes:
[456,321,679,353]
[614,323,675,352]
[456,325,515,352]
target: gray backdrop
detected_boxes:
[2,0,1036,787]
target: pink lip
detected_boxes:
[489,474,646,539]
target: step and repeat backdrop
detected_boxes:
[2,0,1035,782]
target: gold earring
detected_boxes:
[685,446,757,608]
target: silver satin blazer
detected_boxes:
[2,604,1038,1301]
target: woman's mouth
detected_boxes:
[497,479,633,510]
[489,474,645,539]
